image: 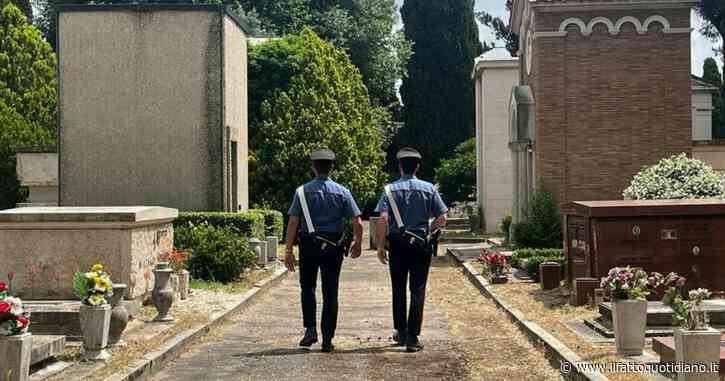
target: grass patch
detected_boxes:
[189,279,250,294]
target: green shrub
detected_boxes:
[513,248,564,261]
[526,255,565,282]
[174,223,256,283]
[512,191,562,249]
[500,214,512,243]
[174,212,265,240]
[250,209,284,238]
[434,138,476,204]
[623,153,725,200]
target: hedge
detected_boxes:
[513,248,564,261]
[250,209,284,238]
[174,212,265,240]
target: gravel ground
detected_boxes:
[150,251,560,381]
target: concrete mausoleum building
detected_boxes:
[473,57,518,232]
[56,4,249,212]
[507,0,696,223]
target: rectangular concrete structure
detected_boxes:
[472,58,518,233]
[15,147,58,207]
[57,5,249,212]
[0,206,177,300]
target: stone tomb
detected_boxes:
[0,206,177,300]
[586,300,725,337]
[653,335,725,374]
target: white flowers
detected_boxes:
[4,297,23,315]
[623,153,725,200]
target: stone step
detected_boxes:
[599,300,725,327]
[653,335,725,373]
[446,217,470,229]
[31,335,66,366]
[25,301,82,340]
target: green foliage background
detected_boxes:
[249,29,386,213]
[0,3,57,209]
[434,138,476,205]
[398,0,483,179]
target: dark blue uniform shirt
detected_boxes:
[374,175,448,235]
[288,176,361,234]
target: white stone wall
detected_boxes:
[474,58,519,233]
[692,90,713,141]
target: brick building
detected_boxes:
[508,0,696,223]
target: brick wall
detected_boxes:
[530,8,692,203]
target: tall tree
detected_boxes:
[238,0,410,108]
[476,0,518,57]
[399,0,483,179]
[249,29,386,212]
[696,0,724,60]
[0,3,57,209]
[703,57,725,139]
[1,0,31,22]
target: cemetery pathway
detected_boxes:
[151,249,560,381]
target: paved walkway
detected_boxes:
[151,249,560,381]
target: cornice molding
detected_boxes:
[530,0,699,13]
[541,14,691,37]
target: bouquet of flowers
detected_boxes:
[600,266,656,300]
[159,250,190,273]
[0,281,30,336]
[479,250,507,277]
[73,264,113,306]
[660,272,710,330]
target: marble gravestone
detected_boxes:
[0,206,177,301]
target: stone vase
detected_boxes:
[674,326,721,381]
[177,270,190,300]
[249,239,264,266]
[170,274,180,295]
[108,283,129,346]
[152,262,175,322]
[612,299,647,356]
[79,304,112,361]
[0,333,32,381]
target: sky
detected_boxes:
[396,0,723,77]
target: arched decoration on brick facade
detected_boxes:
[643,15,671,32]
[587,17,616,36]
[614,16,645,34]
[558,18,587,34]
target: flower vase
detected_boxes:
[612,299,647,356]
[178,270,190,300]
[152,262,175,322]
[0,333,32,381]
[108,283,129,346]
[674,326,720,381]
[79,304,112,361]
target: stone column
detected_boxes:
[0,333,32,381]
[266,236,278,263]
[369,217,380,250]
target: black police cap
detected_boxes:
[310,148,336,161]
[396,147,422,160]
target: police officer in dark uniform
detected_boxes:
[375,147,448,352]
[284,148,364,353]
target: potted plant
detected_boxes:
[662,282,720,381]
[479,250,508,284]
[73,264,113,361]
[160,250,190,300]
[600,266,657,356]
[0,280,31,381]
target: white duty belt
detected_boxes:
[296,186,315,234]
[384,184,405,230]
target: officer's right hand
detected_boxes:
[284,250,296,272]
[377,248,388,265]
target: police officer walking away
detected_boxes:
[375,147,448,352]
[284,148,364,353]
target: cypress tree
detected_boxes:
[399,0,483,179]
[703,58,724,139]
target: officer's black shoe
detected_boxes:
[321,340,334,353]
[406,336,424,353]
[392,330,406,346]
[299,328,318,347]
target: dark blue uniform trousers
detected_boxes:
[299,236,345,341]
[388,236,433,338]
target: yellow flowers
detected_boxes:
[73,263,113,306]
[88,294,106,306]
[91,264,104,272]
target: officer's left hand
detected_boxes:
[350,241,362,258]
